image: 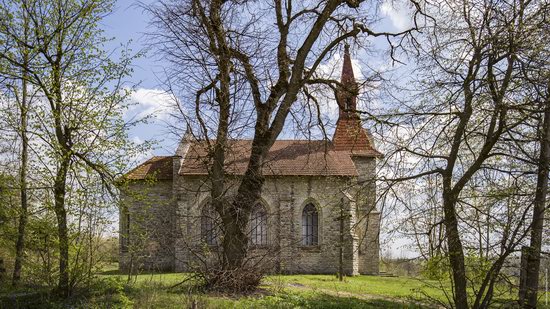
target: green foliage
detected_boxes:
[0,0,150,295]
[24,214,59,288]
[0,173,18,271]
[422,254,451,281]
[464,252,493,286]
[80,276,133,308]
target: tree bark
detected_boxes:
[221,139,267,269]
[442,180,469,309]
[12,84,28,286]
[521,93,550,308]
[53,158,70,297]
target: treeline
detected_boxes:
[373,1,550,308]
[0,0,144,298]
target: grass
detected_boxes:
[3,266,549,308]
[96,268,550,309]
[267,274,448,300]
[91,267,434,308]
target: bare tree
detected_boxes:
[370,0,550,307]
[518,16,550,305]
[147,0,421,290]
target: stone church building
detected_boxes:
[120,48,382,275]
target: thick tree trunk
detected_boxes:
[53,159,70,297]
[220,141,266,270]
[220,207,249,269]
[521,102,550,308]
[442,179,469,308]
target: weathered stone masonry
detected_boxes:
[120,167,380,275]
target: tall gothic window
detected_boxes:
[201,205,219,246]
[302,203,319,245]
[250,203,268,245]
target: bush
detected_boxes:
[87,276,133,308]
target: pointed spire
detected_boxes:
[336,44,358,119]
[341,43,355,85]
[183,126,193,141]
[332,44,372,153]
[176,126,193,157]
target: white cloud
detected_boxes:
[125,88,178,122]
[380,0,413,31]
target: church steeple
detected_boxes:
[332,45,374,153]
[336,44,359,119]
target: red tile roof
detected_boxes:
[125,137,382,180]
[332,118,382,157]
[124,156,174,180]
[125,46,383,180]
[180,140,360,176]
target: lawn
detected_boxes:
[2,267,549,308]
[89,268,549,309]
[95,271,431,308]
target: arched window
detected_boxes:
[302,203,318,245]
[250,203,268,245]
[201,205,219,246]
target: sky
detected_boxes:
[101,0,417,256]
[101,0,414,157]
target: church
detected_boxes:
[119,48,382,275]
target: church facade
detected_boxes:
[119,48,382,275]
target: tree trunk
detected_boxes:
[12,92,28,285]
[521,98,550,308]
[12,7,30,286]
[442,180,469,308]
[221,140,267,270]
[54,159,70,297]
[220,207,249,269]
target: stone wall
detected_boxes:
[173,174,380,275]
[352,156,380,275]
[119,180,175,272]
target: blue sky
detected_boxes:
[102,0,160,89]
[101,0,414,160]
[102,0,181,158]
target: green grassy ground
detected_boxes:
[90,269,550,309]
[3,267,549,308]
[98,273,429,308]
